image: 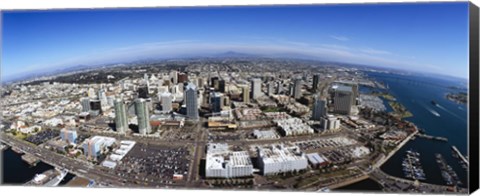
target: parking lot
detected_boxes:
[115,142,191,185]
[25,130,59,145]
[294,136,357,152]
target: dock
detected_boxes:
[451,146,468,166]
[416,133,448,142]
[21,154,40,166]
[12,146,24,154]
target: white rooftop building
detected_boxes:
[257,144,308,175]
[205,143,253,178]
[274,118,314,136]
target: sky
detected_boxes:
[1,2,470,81]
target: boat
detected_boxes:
[25,168,68,186]
[431,100,439,106]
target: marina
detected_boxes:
[436,153,462,186]
[451,146,468,169]
[401,150,426,181]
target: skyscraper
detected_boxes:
[114,98,129,133]
[98,89,108,109]
[218,80,226,93]
[80,97,91,112]
[210,92,223,113]
[293,78,302,99]
[60,128,78,144]
[251,78,262,99]
[171,70,178,84]
[267,82,275,96]
[135,98,152,135]
[185,83,199,120]
[312,96,327,121]
[276,81,283,94]
[312,74,320,93]
[160,92,173,112]
[242,85,250,103]
[333,85,353,115]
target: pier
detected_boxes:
[0,143,9,151]
[451,146,468,166]
[21,153,40,166]
[416,133,448,142]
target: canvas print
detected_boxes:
[0,2,477,194]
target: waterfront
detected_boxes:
[370,72,468,188]
[2,148,75,185]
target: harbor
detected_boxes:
[435,153,462,186]
[401,150,426,181]
[451,145,468,168]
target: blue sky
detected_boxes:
[2,2,470,80]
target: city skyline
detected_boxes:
[2,2,469,81]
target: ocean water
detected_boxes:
[369,72,469,188]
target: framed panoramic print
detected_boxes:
[1,1,479,195]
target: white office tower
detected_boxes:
[293,78,302,99]
[205,143,253,178]
[250,78,262,99]
[87,88,96,98]
[107,95,115,107]
[276,81,283,94]
[160,92,173,112]
[80,97,91,112]
[134,98,151,135]
[144,73,150,89]
[158,86,169,94]
[333,85,354,115]
[267,82,275,96]
[311,96,327,121]
[114,98,129,133]
[321,115,340,130]
[185,83,199,120]
[98,89,108,109]
[171,70,178,84]
[257,144,308,175]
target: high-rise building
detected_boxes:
[185,83,199,120]
[114,98,129,133]
[312,74,320,93]
[312,96,327,121]
[293,78,302,99]
[177,72,188,83]
[218,80,226,93]
[135,98,152,135]
[210,92,223,113]
[267,82,275,96]
[211,77,219,89]
[160,92,173,112]
[87,88,96,98]
[333,85,353,115]
[98,89,108,109]
[60,128,77,144]
[171,70,178,84]
[89,100,102,116]
[138,86,149,98]
[276,82,283,94]
[242,86,250,103]
[80,97,91,112]
[250,78,262,99]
